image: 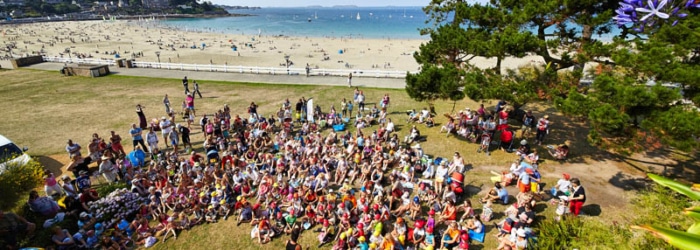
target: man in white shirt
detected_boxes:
[419,107,430,123]
[159,117,173,148]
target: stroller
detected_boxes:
[498,130,515,152]
[207,149,220,164]
[477,133,491,156]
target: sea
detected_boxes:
[160,7,619,41]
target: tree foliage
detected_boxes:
[405,64,465,107]
[412,0,700,151]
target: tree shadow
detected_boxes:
[581,204,602,216]
[36,155,65,174]
[607,171,652,191]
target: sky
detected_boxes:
[209,0,433,7]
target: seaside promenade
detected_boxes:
[18,62,407,89]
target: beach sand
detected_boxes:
[0,20,555,73]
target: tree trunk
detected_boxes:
[495,57,502,75]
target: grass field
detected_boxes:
[0,69,611,249]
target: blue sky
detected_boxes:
[209,0,433,7]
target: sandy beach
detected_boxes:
[0,20,553,72]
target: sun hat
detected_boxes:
[520,139,528,145]
[161,116,167,120]
[358,236,366,242]
[517,228,526,237]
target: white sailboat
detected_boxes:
[314,11,318,19]
[403,9,406,18]
[356,12,360,20]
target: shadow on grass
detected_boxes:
[608,171,652,191]
[582,204,602,216]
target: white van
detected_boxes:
[0,134,30,174]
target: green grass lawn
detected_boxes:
[0,69,580,249]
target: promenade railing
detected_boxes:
[42,56,412,78]
[43,56,116,66]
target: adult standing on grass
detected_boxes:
[347,73,352,87]
[569,178,586,216]
[186,93,196,117]
[146,127,159,155]
[163,94,171,113]
[159,117,173,149]
[130,123,148,153]
[535,115,550,145]
[521,110,535,139]
[177,124,192,152]
[193,80,203,99]
[66,139,81,159]
[0,209,36,249]
[168,127,179,153]
[357,91,365,112]
[182,76,189,95]
[136,104,147,129]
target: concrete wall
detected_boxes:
[10,56,44,69]
[62,65,110,77]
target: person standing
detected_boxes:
[182,76,189,94]
[130,123,148,153]
[177,124,192,152]
[146,127,159,154]
[347,73,352,87]
[159,117,173,149]
[136,104,147,129]
[163,94,171,113]
[568,178,586,216]
[357,91,365,112]
[186,94,196,117]
[193,80,203,98]
[168,128,179,153]
[521,110,535,139]
[535,115,550,145]
[66,139,82,159]
[341,98,348,118]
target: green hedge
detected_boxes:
[0,158,44,211]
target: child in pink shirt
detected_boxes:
[44,171,63,196]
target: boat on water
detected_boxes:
[356,12,360,20]
[314,11,318,19]
[308,18,311,22]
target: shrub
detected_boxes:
[0,158,44,211]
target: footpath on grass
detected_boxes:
[21,62,408,89]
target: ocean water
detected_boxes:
[161,7,619,41]
[161,7,432,39]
